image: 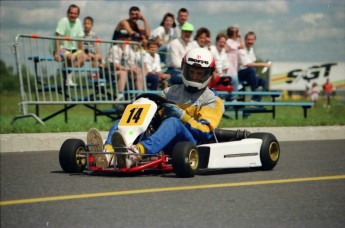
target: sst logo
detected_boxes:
[287,63,337,83]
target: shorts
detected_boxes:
[59,49,82,58]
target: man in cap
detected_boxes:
[165,22,194,85]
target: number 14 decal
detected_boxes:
[119,103,151,126]
[126,107,143,123]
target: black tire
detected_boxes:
[59,139,87,173]
[248,132,280,170]
[172,142,199,178]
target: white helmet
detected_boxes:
[181,48,216,92]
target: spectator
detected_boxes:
[53,4,87,86]
[191,27,211,50]
[238,31,271,101]
[174,8,189,39]
[83,16,103,77]
[143,39,171,90]
[150,12,176,64]
[208,33,233,94]
[225,26,244,99]
[309,82,319,107]
[112,6,150,48]
[165,22,194,85]
[108,30,144,100]
[322,78,334,108]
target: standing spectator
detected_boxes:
[174,8,189,39]
[191,27,211,49]
[165,22,194,85]
[53,4,87,86]
[309,82,319,107]
[323,78,334,108]
[208,33,233,94]
[225,26,244,99]
[238,31,271,101]
[83,16,103,76]
[150,12,176,64]
[143,39,171,90]
[112,6,150,48]
[108,30,144,100]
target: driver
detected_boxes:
[87,47,224,168]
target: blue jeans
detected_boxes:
[146,73,159,90]
[166,67,183,85]
[221,74,239,101]
[105,117,197,154]
[158,45,168,64]
[238,67,267,101]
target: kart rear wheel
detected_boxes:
[59,139,87,173]
[172,142,199,178]
[248,133,280,170]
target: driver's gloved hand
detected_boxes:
[163,103,185,120]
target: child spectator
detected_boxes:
[83,16,103,77]
[225,26,244,99]
[309,82,319,107]
[322,78,334,108]
[108,30,144,100]
[143,39,171,90]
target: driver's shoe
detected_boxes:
[111,131,127,168]
[87,128,108,168]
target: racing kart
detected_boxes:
[59,93,280,178]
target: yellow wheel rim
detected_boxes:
[76,146,86,167]
[188,149,199,170]
[269,142,279,161]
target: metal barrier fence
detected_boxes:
[12,34,147,125]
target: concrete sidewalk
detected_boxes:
[0,126,344,153]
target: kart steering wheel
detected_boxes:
[136,93,174,106]
[136,93,174,129]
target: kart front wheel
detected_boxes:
[172,142,199,178]
[248,133,280,170]
[59,139,87,173]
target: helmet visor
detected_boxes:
[183,64,212,83]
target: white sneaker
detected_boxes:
[87,128,108,168]
[66,73,77,86]
[115,93,125,101]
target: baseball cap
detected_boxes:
[181,22,194,32]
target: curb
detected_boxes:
[0,126,344,153]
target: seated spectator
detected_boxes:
[238,31,271,101]
[53,4,87,86]
[150,12,176,64]
[191,27,211,50]
[209,33,233,94]
[108,30,144,100]
[83,16,103,78]
[165,22,194,85]
[225,26,244,100]
[173,8,189,39]
[143,39,171,90]
[112,6,150,48]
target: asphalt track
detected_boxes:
[1,139,345,227]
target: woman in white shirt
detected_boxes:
[150,13,176,64]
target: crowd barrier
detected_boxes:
[11,34,148,125]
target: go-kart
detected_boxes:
[59,93,280,177]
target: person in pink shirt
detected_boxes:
[225,26,244,100]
